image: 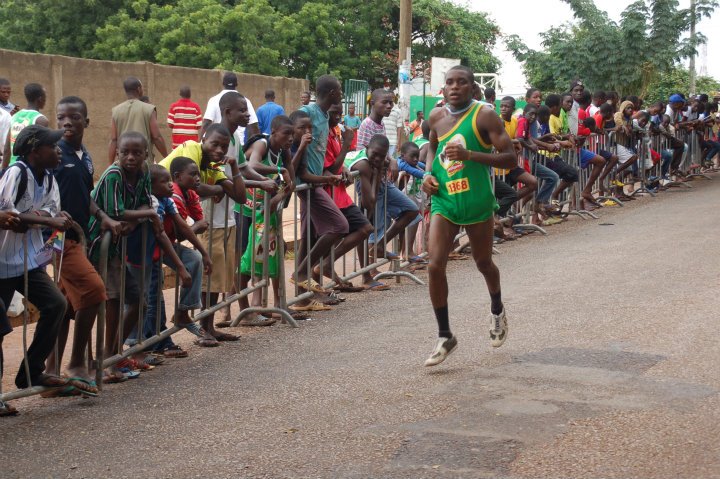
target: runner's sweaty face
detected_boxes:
[444,70,473,108]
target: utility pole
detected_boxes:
[399,0,412,64]
[689,0,697,95]
[398,0,412,143]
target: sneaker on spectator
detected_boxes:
[490,309,508,348]
[424,335,458,367]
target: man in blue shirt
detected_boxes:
[256,90,285,135]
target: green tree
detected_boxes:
[645,66,720,103]
[0,0,132,57]
[505,0,718,97]
[0,0,501,87]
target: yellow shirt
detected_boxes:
[496,117,519,175]
[159,141,228,185]
[549,114,563,135]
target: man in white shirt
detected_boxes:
[382,103,404,158]
[200,72,260,141]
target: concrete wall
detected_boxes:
[0,49,308,179]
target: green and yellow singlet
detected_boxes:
[431,101,498,225]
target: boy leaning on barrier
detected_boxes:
[316,101,374,291]
[515,104,561,226]
[159,123,246,346]
[536,105,579,208]
[287,109,344,311]
[88,132,189,383]
[122,163,206,357]
[43,96,122,398]
[287,76,348,312]
[0,125,73,393]
[548,93,606,210]
[345,134,421,289]
[397,141,430,261]
[239,115,296,321]
[216,91,278,329]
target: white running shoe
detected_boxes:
[490,308,508,348]
[424,335,458,367]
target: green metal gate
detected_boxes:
[344,79,370,118]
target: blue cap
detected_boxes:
[669,94,684,103]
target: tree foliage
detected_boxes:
[505,0,718,96]
[645,66,720,104]
[0,0,500,88]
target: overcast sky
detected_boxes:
[453,0,719,95]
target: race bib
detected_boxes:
[446,178,470,195]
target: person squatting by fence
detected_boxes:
[1,67,719,416]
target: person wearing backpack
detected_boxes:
[0,124,73,397]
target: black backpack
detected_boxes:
[0,160,54,207]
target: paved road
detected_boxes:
[2,178,720,479]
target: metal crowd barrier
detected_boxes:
[0,189,296,405]
[286,170,423,308]
[0,223,104,402]
[496,145,547,236]
[561,145,598,219]
[583,133,623,206]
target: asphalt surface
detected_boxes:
[2,177,719,479]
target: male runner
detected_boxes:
[422,65,516,367]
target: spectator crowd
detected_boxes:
[0,68,718,416]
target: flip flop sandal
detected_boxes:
[196,338,220,347]
[289,300,332,312]
[0,401,19,417]
[161,346,189,358]
[41,385,79,398]
[364,281,390,291]
[102,373,128,384]
[238,315,277,327]
[30,373,69,388]
[272,311,312,321]
[314,295,340,305]
[213,332,240,342]
[141,355,165,367]
[290,277,327,294]
[327,291,346,302]
[123,370,141,379]
[408,256,428,264]
[333,284,365,293]
[119,358,153,372]
[384,251,401,260]
[67,378,99,398]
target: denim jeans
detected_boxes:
[127,244,203,347]
[704,140,720,162]
[364,181,421,244]
[531,162,559,203]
